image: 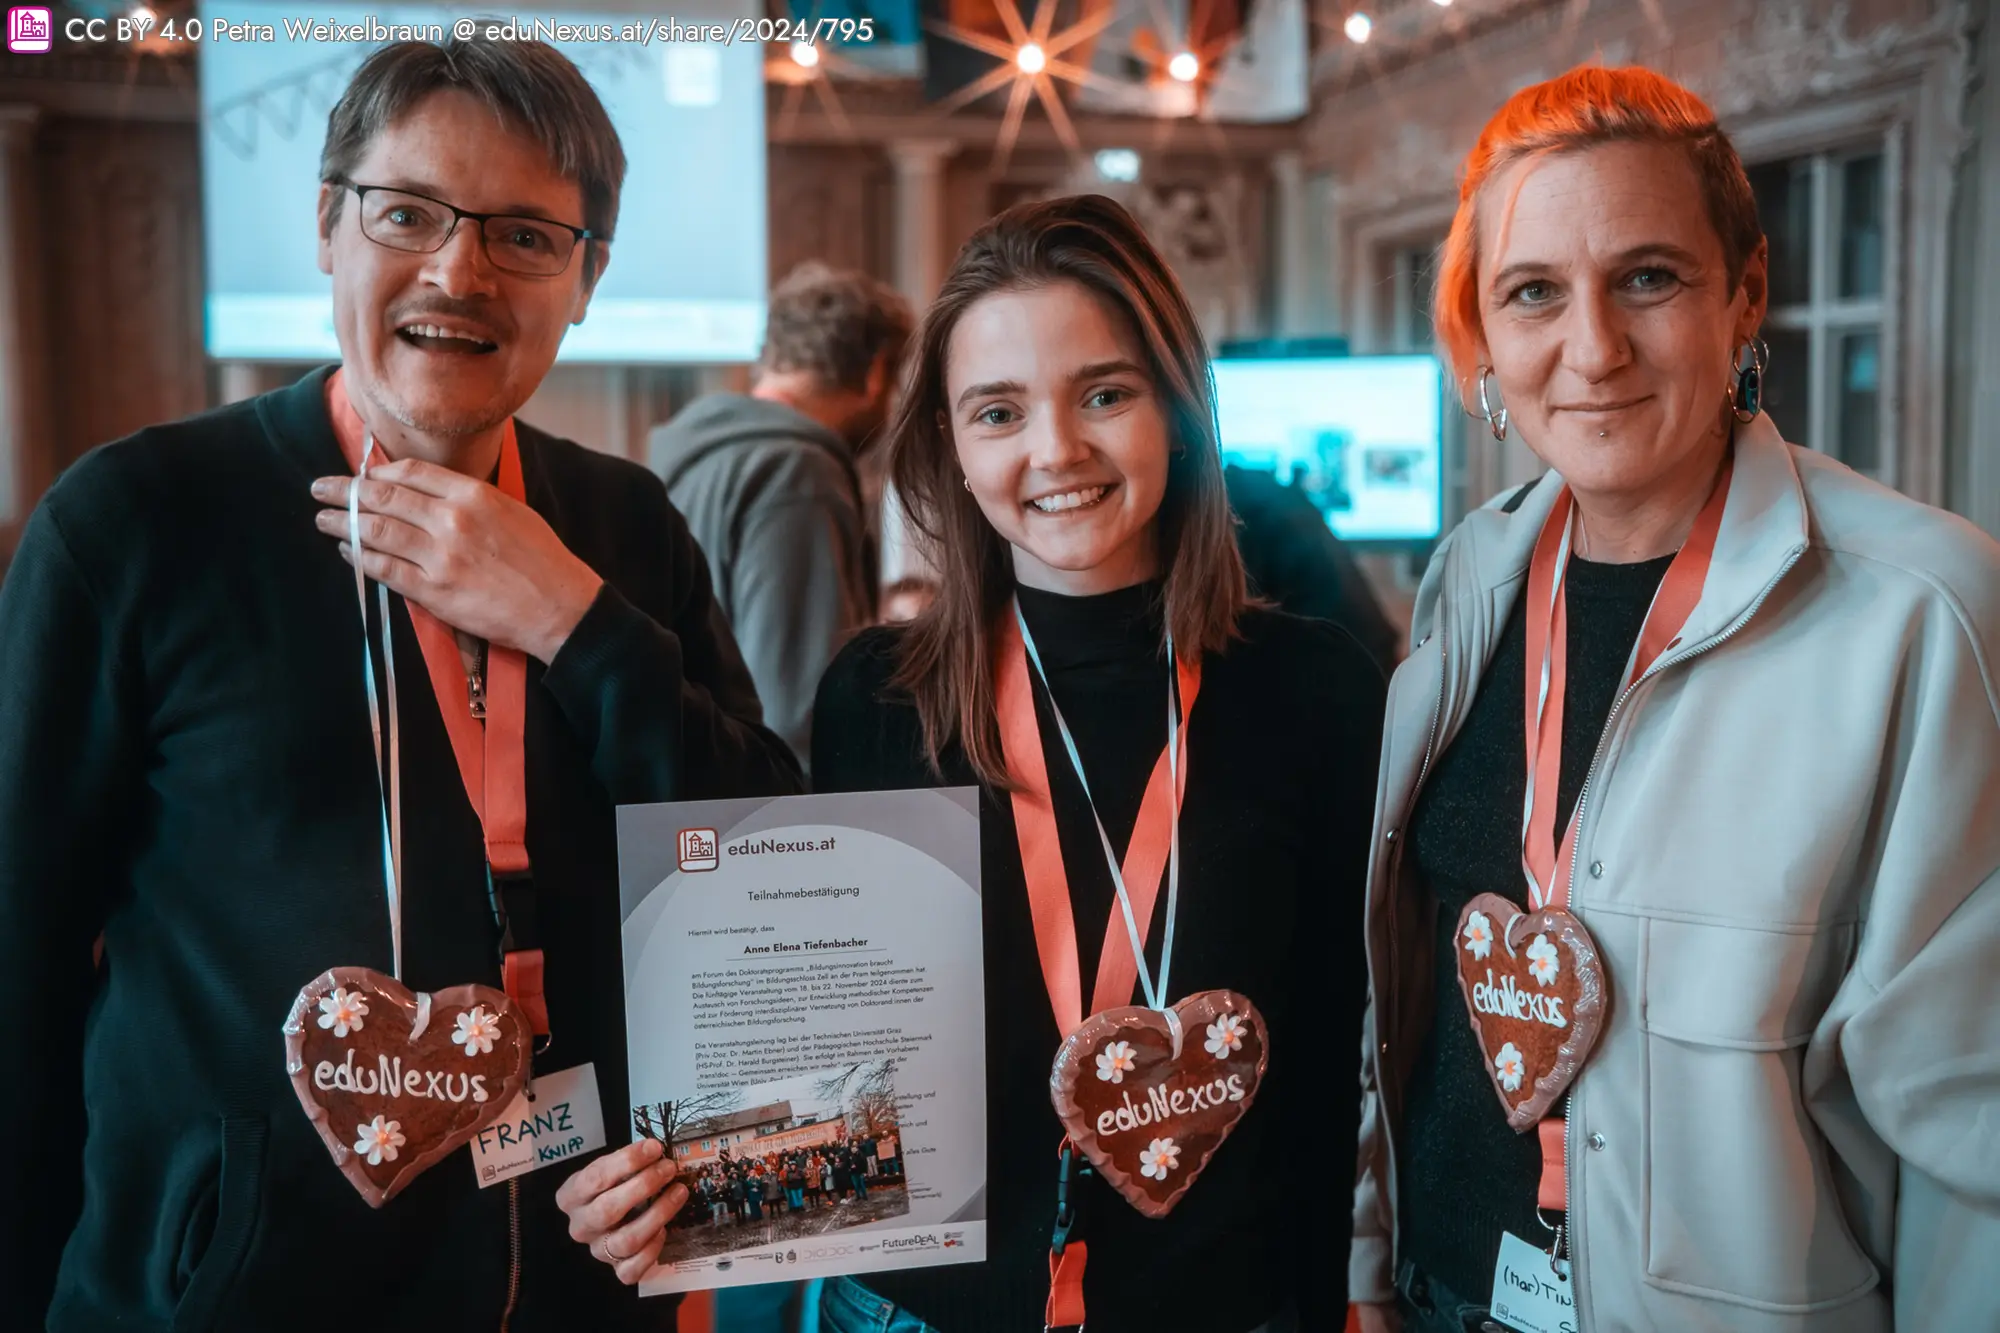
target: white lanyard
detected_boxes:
[346,437,404,981]
[1013,602,1183,1013]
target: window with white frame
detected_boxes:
[1383,236,1477,527]
[1746,145,1890,479]
[1387,241,1442,353]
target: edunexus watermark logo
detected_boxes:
[7,7,53,51]
[678,828,718,872]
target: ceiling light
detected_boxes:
[1167,51,1200,82]
[789,40,819,67]
[1016,42,1047,74]
[1432,0,1453,6]
[1344,13,1372,42]
[1095,148,1141,182]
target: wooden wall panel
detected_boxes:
[766,145,894,286]
[37,117,206,474]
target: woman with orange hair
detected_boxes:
[1351,65,2000,1333]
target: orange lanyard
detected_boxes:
[1520,456,1730,1213]
[993,598,1200,1331]
[993,603,1199,1036]
[325,372,547,1038]
[1521,458,1731,910]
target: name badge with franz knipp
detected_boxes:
[472,1061,608,1187]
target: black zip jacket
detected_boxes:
[0,367,803,1331]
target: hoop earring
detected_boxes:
[1729,338,1769,424]
[1476,366,1509,442]
[963,477,973,493]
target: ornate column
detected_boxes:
[886,139,958,309]
[1269,150,1311,337]
[880,139,956,590]
[1964,3,2000,538]
[1320,174,1351,341]
[217,362,267,405]
[0,106,48,560]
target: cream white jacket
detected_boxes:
[1349,415,2000,1331]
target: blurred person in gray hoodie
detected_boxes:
[650,262,913,775]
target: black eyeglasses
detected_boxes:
[335,180,603,277]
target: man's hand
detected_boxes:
[554,1137,688,1285]
[313,459,603,662]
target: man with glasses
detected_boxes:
[0,38,797,1332]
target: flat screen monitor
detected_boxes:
[1211,354,1444,544]
[196,0,767,363]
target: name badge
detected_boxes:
[1488,1230,1576,1333]
[471,1062,607,1188]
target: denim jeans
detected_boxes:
[716,1281,802,1333]
[817,1276,941,1333]
[1394,1258,1507,1333]
[819,1278,1300,1333]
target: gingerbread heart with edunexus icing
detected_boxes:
[1049,990,1268,1218]
[1453,893,1608,1130]
[283,966,532,1207]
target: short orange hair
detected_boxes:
[1433,65,1762,389]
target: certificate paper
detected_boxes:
[618,789,987,1294]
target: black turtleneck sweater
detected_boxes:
[1398,552,1673,1306]
[812,584,1387,1333]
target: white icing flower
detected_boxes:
[1526,934,1561,987]
[453,1005,501,1058]
[1462,911,1494,961]
[1204,1013,1246,1060]
[354,1115,406,1166]
[1095,1040,1137,1084]
[1495,1042,1527,1093]
[1139,1137,1181,1181]
[317,987,369,1038]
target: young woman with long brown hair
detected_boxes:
[811,193,1387,1333]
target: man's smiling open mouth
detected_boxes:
[396,321,500,354]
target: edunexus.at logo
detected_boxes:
[677,827,718,872]
[8,7,54,51]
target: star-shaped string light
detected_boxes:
[768,35,858,141]
[922,0,1129,172]
[1316,0,1669,99]
[1124,0,1240,97]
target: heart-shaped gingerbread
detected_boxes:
[1453,894,1608,1131]
[1049,990,1268,1218]
[282,966,531,1207]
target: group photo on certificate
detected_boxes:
[632,1059,912,1268]
[6,11,2000,1333]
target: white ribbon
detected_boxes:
[347,438,404,981]
[1014,601,1184,1015]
